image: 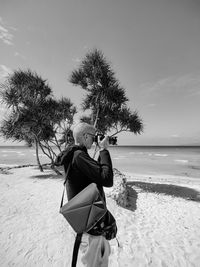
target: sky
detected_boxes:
[0,0,200,146]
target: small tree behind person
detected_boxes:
[55,122,114,267]
[0,69,76,172]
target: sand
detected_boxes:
[0,166,200,267]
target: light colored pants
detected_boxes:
[77,233,111,267]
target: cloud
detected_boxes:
[72,57,81,63]
[14,51,26,60]
[171,134,180,138]
[147,103,156,108]
[0,65,12,81]
[140,73,200,97]
[0,17,15,45]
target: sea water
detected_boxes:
[0,146,200,178]
[109,146,200,178]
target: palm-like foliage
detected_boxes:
[0,69,76,172]
[69,49,143,135]
[0,69,51,109]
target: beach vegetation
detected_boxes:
[0,69,76,172]
[69,48,143,136]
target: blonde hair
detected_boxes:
[73,122,95,144]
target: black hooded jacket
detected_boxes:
[55,145,113,200]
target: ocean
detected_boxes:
[0,146,200,178]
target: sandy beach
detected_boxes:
[1,166,200,267]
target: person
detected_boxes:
[55,122,114,267]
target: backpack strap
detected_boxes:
[63,162,71,185]
[59,162,83,267]
[71,233,83,267]
[60,157,82,266]
[60,162,71,210]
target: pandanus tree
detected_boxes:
[0,69,76,172]
[69,48,143,136]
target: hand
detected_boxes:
[98,135,109,150]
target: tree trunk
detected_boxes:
[51,163,62,175]
[93,107,100,128]
[35,139,43,172]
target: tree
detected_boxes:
[69,48,143,136]
[0,69,76,172]
[36,96,76,172]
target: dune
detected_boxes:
[0,166,200,266]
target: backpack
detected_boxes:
[60,182,107,233]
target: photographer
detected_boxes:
[55,122,114,267]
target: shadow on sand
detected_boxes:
[127,181,200,202]
[125,185,138,211]
[0,168,13,175]
[29,165,64,180]
[30,173,63,180]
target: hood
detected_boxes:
[54,145,86,167]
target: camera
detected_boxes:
[94,134,117,145]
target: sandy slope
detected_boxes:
[0,167,200,267]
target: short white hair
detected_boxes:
[73,122,95,143]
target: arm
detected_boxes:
[74,150,113,187]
